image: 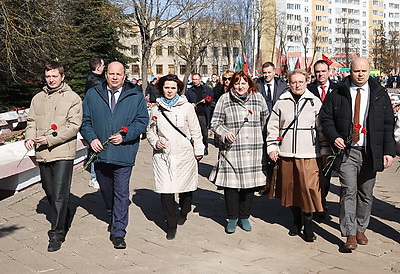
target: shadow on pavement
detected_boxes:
[198,162,214,179]
[132,188,166,232]
[0,224,24,237]
[192,187,227,227]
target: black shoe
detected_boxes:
[166,228,177,240]
[112,237,126,249]
[177,214,187,226]
[204,147,208,156]
[47,239,62,252]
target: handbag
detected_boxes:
[160,108,194,147]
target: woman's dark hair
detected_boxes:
[227,70,258,94]
[156,74,184,96]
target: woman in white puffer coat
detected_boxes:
[146,74,204,240]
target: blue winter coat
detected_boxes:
[81,81,149,166]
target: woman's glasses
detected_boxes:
[223,77,232,81]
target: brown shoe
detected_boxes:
[356,231,368,245]
[344,235,357,250]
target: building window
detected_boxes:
[213,47,218,57]
[179,28,186,38]
[156,64,163,75]
[233,47,239,57]
[168,64,175,74]
[156,45,163,56]
[168,46,174,56]
[131,64,140,75]
[222,47,229,57]
[167,27,174,37]
[180,65,187,75]
[155,27,162,37]
[212,65,218,74]
[201,65,208,75]
[131,45,139,56]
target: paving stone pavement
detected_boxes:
[0,142,399,273]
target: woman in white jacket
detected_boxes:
[146,74,204,240]
[267,69,329,242]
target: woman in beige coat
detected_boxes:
[267,69,329,242]
[146,74,204,240]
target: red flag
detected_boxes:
[294,58,301,69]
[322,54,333,65]
[243,53,249,74]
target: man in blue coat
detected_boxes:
[81,61,149,249]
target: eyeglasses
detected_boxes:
[223,77,232,81]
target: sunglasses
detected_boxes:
[223,77,232,81]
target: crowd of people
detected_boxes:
[23,57,398,253]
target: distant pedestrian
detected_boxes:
[25,61,82,252]
[85,57,105,190]
[146,74,204,240]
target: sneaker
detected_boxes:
[89,178,100,189]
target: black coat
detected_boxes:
[256,77,288,113]
[85,71,105,92]
[319,76,395,172]
[307,79,339,101]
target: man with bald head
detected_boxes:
[81,61,149,249]
[320,57,395,250]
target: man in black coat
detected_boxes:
[307,60,339,203]
[319,57,395,251]
[85,57,105,92]
[256,62,288,113]
[186,73,213,155]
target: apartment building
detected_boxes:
[120,22,242,80]
[258,0,400,70]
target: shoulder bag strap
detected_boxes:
[160,108,193,145]
[280,98,310,139]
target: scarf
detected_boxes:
[161,94,180,107]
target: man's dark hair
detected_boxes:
[44,61,64,75]
[262,62,275,69]
[89,57,103,71]
[192,73,201,78]
[313,60,330,72]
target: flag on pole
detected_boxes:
[322,54,333,65]
[234,55,243,71]
[294,58,301,69]
[242,53,249,74]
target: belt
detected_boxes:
[351,146,365,151]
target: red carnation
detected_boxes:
[151,116,158,121]
[361,128,367,134]
[277,137,283,141]
[51,124,57,130]
[354,124,362,130]
[248,109,253,115]
[205,96,212,102]
[120,126,128,133]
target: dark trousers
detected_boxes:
[39,160,73,241]
[197,115,208,148]
[95,163,132,238]
[161,192,193,228]
[224,187,255,219]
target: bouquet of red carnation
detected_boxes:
[83,126,128,170]
[195,95,212,106]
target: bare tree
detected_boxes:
[334,13,360,67]
[123,0,211,93]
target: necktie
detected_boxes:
[266,84,272,101]
[352,88,361,142]
[320,85,326,102]
[110,90,117,113]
